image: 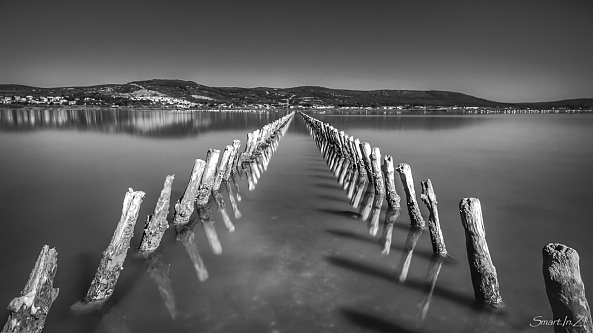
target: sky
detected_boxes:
[1,0,592,103]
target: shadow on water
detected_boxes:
[316,208,361,219]
[325,229,450,263]
[326,255,474,309]
[341,308,424,333]
[315,194,346,203]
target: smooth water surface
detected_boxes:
[0,109,592,333]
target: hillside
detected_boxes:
[1,79,591,109]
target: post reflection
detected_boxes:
[143,248,179,321]
[396,226,423,283]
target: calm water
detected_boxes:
[0,109,592,333]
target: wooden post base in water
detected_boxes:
[2,245,59,333]
[459,197,503,307]
[138,175,174,254]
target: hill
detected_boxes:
[1,79,591,109]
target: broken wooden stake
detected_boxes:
[370,147,386,196]
[213,145,233,192]
[542,243,592,332]
[196,149,220,206]
[138,175,174,254]
[459,197,503,307]
[2,245,59,333]
[396,163,425,229]
[420,179,447,255]
[85,189,145,303]
[383,155,401,210]
[173,159,206,226]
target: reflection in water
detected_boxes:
[380,208,401,255]
[0,108,291,137]
[175,220,209,282]
[143,248,178,321]
[312,113,491,131]
[416,254,446,323]
[396,226,423,283]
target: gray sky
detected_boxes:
[1,0,592,102]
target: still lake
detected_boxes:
[0,109,592,333]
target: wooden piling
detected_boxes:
[85,189,145,303]
[459,197,502,307]
[420,179,447,255]
[382,155,401,210]
[2,245,59,333]
[173,159,206,226]
[196,149,220,207]
[138,175,175,254]
[370,147,386,196]
[360,142,374,182]
[213,145,233,192]
[396,163,425,229]
[542,243,592,332]
[223,140,242,181]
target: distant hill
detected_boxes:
[1,79,591,109]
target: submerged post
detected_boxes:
[84,189,145,303]
[542,243,592,333]
[196,149,220,207]
[459,197,502,307]
[173,159,206,226]
[138,175,175,254]
[396,163,425,229]
[2,245,59,333]
[420,179,447,255]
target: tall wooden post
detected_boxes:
[213,145,233,192]
[396,163,425,229]
[138,175,175,254]
[2,245,59,333]
[85,189,145,303]
[383,155,401,210]
[370,147,386,196]
[459,197,502,307]
[420,179,447,255]
[543,243,592,333]
[173,159,206,226]
[196,149,220,207]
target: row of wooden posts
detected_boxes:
[2,112,295,333]
[299,111,592,332]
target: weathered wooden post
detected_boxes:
[85,189,145,303]
[196,149,220,206]
[173,159,206,226]
[213,145,233,192]
[420,179,447,255]
[223,140,242,181]
[383,155,401,210]
[370,147,386,196]
[396,163,425,229]
[360,142,374,183]
[2,245,59,333]
[459,197,503,307]
[138,175,175,254]
[542,243,592,332]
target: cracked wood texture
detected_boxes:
[543,243,592,333]
[459,197,502,307]
[382,155,401,210]
[138,175,175,254]
[196,149,220,207]
[173,159,206,226]
[84,189,145,303]
[420,179,447,255]
[2,245,59,333]
[396,163,425,229]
